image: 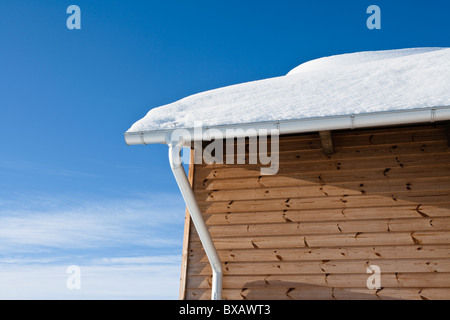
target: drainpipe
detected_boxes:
[168,139,223,300]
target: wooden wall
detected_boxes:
[181,123,450,300]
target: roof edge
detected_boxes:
[124,106,450,146]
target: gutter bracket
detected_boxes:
[431,108,436,122]
[140,132,146,145]
[350,114,355,129]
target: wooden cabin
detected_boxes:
[179,123,450,300]
[124,48,450,300]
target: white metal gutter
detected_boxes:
[168,139,223,300]
[124,106,450,146]
[124,105,450,301]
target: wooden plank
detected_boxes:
[196,149,450,172]
[219,124,443,147]
[446,121,450,147]
[187,258,450,276]
[319,131,334,155]
[187,272,450,289]
[203,204,450,225]
[195,177,450,202]
[331,124,444,137]
[197,191,450,214]
[188,245,450,263]
[186,287,450,300]
[196,128,448,166]
[332,129,446,148]
[188,231,450,250]
[187,217,450,240]
[197,166,450,190]
[199,140,450,169]
[194,153,450,180]
[217,125,446,148]
[265,128,445,148]
[195,165,450,186]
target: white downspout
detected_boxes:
[168,140,223,300]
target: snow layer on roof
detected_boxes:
[127,48,450,133]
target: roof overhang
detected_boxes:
[124,106,450,146]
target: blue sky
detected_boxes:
[0,0,449,299]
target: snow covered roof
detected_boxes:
[126,48,450,137]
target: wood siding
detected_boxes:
[182,123,450,300]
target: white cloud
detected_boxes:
[0,192,185,251]
[0,256,181,299]
[96,255,182,265]
[0,192,187,299]
[0,159,102,178]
